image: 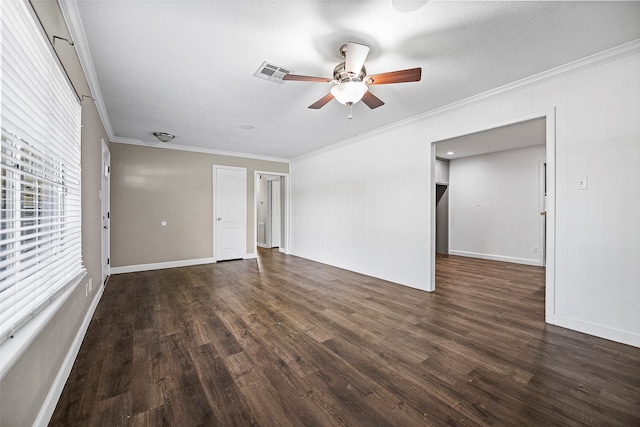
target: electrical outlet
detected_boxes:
[89,278,93,293]
[85,282,89,297]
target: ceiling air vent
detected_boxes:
[254,61,291,84]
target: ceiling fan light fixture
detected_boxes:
[330,81,368,105]
[153,132,175,143]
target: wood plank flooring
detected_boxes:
[50,249,640,426]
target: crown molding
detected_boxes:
[111,137,290,164]
[292,38,640,162]
[57,2,639,164]
[59,0,115,141]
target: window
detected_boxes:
[0,0,84,345]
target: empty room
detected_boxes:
[1,1,639,425]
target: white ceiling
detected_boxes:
[435,117,546,160]
[64,1,640,161]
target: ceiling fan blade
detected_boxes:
[367,67,422,85]
[308,93,335,109]
[345,41,370,75]
[361,91,385,109]
[283,74,331,83]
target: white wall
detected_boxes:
[290,43,640,347]
[291,137,431,290]
[449,145,546,265]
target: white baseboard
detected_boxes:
[547,314,640,348]
[34,280,105,427]
[289,250,432,292]
[448,250,541,266]
[110,257,215,274]
[244,253,257,260]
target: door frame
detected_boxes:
[539,160,547,267]
[429,108,556,319]
[254,171,291,255]
[101,139,111,284]
[213,165,247,261]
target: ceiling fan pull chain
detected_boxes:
[348,102,353,119]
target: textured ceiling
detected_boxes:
[64,1,640,160]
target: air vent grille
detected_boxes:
[254,61,291,84]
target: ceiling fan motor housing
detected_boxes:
[333,62,367,83]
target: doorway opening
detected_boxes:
[254,172,290,255]
[435,158,450,256]
[430,109,556,319]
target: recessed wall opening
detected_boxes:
[254,171,290,255]
[430,112,555,321]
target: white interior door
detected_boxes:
[271,180,281,248]
[101,140,110,283]
[215,166,246,261]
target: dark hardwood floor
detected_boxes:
[50,249,640,426]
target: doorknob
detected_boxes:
[540,210,547,216]
[217,217,222,221]
[103,225,109,229]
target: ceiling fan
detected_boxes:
[284,41,421,118]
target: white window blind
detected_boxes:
[0,0,84,344]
